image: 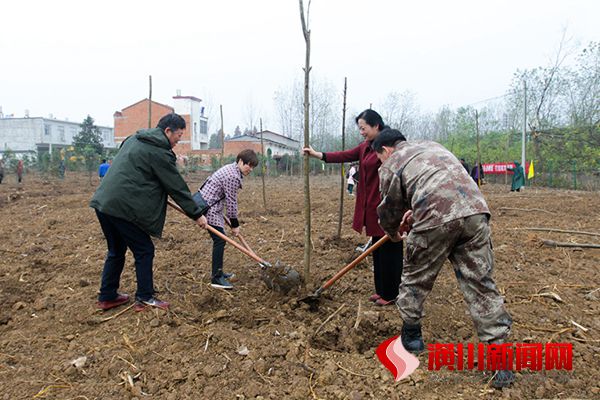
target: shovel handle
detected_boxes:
[223,216,258,258]
[167,199,268,266]
[319,235,390,292]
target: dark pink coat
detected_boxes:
[324,141,384,236]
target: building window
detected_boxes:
[58,126,65,142]
[194,122,198,142]
[200,120,208,134]
[44,125,51,136]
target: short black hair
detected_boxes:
[372,128,407,153]
[355,109,386,131]
[237,149,259,167]
[102,159,107,163]
[157,113,186,131]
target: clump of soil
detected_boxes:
[260,260,303,294]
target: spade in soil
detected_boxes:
[167,199,303,293]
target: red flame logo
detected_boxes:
[376,335,420,381]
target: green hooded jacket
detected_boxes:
[90,128,203,237]
[511,161,525,191]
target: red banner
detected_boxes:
[482,162,530,175]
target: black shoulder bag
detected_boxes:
[192,176,225,216]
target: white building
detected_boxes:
[225,130,300,159]
[172,95,209,150]
[0,116,114,157]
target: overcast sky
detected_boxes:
[1,0,598,134]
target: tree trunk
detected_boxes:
[336,77,347,239]
[299,0,312,282]
[475,110,481,186]
[260,118,267,210]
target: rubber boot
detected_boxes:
[400,323,425,354]
[491,369,515,389]
[489,339,515,389]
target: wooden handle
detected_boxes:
[319,235,390,292]
[223,216,258,258]
[166,199,268,265]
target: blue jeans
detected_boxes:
[95,210,155,302]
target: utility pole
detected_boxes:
[220,105,224,167]
[521,80,527,184]
[148,75,152,128]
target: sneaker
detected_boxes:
[97,293,130,311]
[211,276,233,289]
[355,238,373,253]
[368,294,381,302]
[134,297,170,312]
[223,272,236,280]
[375,298,395,306]
[491,369,515,389]
[401,323,425,354]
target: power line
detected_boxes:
[462,93,512,108]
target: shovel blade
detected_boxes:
[260,260,303,294]
[297,291,322,311]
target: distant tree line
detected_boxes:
[266,41,599,173]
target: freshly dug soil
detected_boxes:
[0,173,598,399]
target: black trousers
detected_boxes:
[95,210,155,302]
[371,236,404,301]
[208,225,226,278]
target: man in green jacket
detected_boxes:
[90,113,207,311]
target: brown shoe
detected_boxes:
[97,293,130,310]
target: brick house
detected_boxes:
[113,94,209,156]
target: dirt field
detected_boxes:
[0,172,599,400]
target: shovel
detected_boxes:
[167,199,271,268]
[223,216,263,262]
[299,235,390,305]
[167,199,302,293]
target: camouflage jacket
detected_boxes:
[377,141,490,235]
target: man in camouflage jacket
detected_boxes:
[373,129,514,388]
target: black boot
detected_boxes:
[401,323,425,354]
[488,339,515,389]
[491,369,515,389]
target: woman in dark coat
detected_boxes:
[303,109,403,306]
[470,163,484,186]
